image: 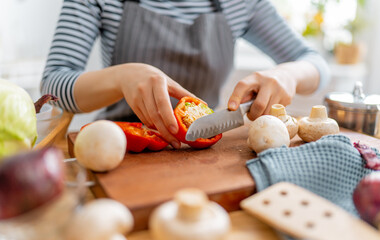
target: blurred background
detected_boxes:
[1,0,379,131]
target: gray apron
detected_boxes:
[98,0,235,121]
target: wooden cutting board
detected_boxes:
[67,126,380,231]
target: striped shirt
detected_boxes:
[41,0,330,113]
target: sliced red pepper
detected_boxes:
[114,122,169,152]
[81,122,169,152]
[174,96,222,149]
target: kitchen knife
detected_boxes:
[185,100,254,141]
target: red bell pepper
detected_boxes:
[114,122,169,152]
[81,122,169,152]
[174,96,222,149]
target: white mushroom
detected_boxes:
[247,115,290,154]
[65,199,134,240]
[150,188,230,240]
[74,120,127,172]
[269,104,298,139]
[298,105,339,142]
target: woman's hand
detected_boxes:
[116,63,196,149]
[227,67,297,121]
[227,61,320,121]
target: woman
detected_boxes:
[41,0,329,149]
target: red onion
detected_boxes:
[0,147,65,220]
[353,171,380,228]
[354,142,380,170]
[34,94,58,113]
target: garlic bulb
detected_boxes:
[150,188,230,240]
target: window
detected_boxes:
[271,0,359,52]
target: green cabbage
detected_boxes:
[0,79,37,160]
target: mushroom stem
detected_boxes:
[175,188,207,222]
[269,104,287,117]
[309,105,328,119]
[269,104,298,139]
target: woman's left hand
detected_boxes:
[227,68,297,121]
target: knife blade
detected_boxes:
[185,100,253,141]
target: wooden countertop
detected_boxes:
[48,114,380,239]
[46,115,280,239]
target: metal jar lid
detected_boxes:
[324,81,380,113]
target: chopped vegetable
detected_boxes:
[174,96,222,149]
[354,142,380,170]
[34,94,58,113]
[181,102,213,128]
[114,122,169,152]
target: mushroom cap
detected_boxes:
[269,104,298,139]
[74,120,126,172]
[298,105,339,142]
[150,189,230,240]
[248,115,290,153]
[298,117,339,142]
[65,199,134,240]
[278,115,299,139]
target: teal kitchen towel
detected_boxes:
[246,134,378,217]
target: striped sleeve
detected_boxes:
[242,0,330,91]
[40,0,102,112]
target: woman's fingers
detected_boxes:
[118,63,198,149]
[247,86,271,120]
[133,105,152,128]
[228,74,258,111]
[228,71,296,121]
[152,77,180,135]
[168,79,196,100]
[140,75,181,149]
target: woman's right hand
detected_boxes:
[116,63,196,149]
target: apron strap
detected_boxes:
[122,0,223,12]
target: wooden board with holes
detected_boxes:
[240,182,380,240]
[67,126,380,232]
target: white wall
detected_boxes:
[0,0,63,101]
[0,0,103,132]
[0,0,102,101]
[0,0,62,62]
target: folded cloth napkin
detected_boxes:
[246,134,379,219]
